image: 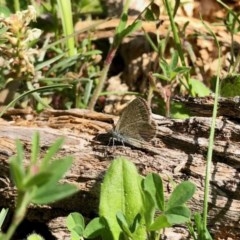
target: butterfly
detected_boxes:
[109,97,156,145]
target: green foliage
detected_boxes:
[188,213,213,240]
[88,4,142,109]
[0,4,102,111]
[154,50,190,83]
[99,158,146,239]
[0,132,77,240]
[27,233,45,240]
[67,158,196,240]
[219,74,240,97]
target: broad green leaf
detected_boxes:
[66,213,84,239]
[27,233,44,240]
[32,183,77,204]
[66,212,85,231]
[148,214,171,231]
[143,173,164,211]
[99,157,146,240]
[70,226,83,240]
[0,6,11,17]
[189,78,211,97]
[166,181,195,210]
[116,212,133,237]
[165,206,191,224]
[130,213,141,233]
[142,189,155,227]
[84,217,105,239]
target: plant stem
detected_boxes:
[201,19,221,233]
[163,0,191,93]
[3,192,32,240]
[88,47,117,110]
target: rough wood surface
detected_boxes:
[0,97,239,239]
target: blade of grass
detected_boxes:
[0,84,72,118]
[200,16,222,232]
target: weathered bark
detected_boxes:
[0,97,239,239]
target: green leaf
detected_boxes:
[130,213,141,233]
[159,60,171,80]
[116,13,128,34]
[84,217,105,239]
[116,212,133,237]
[32,183,77,204]
[15,140,24,167]
[152,73,170,82]
[46,156,73,183]
[166,181,196,210]
[143,173,164,211]
[220,75,240,97]
[119,20,142,40]
[9,158,24,189]
[144,8,155,21]
[189,78,212,97]
[165,206,191,224]
[69,227,83,240]
[27,233,44,240]
[0,208,9,230]
[174,66,190,74]
[66,212,85,238]
[148,214,171,231]
[170,51,179,70]
[66,212,85,231]
[99,157,146,240]
[22,172,52,189]
[193,213,213,240]
[40,138,65,170]
[31,132,40,164]
[35,53,65,71]
[142,190,155,227]
[0,6,11,17]
[170,102,190,119]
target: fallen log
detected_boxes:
[0,98,239,239]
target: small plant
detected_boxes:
[0,132,77,240]
[66,157,196,239]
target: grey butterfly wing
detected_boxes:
[117,121,156,142]
[115,97,156,142]
[115,97,152,131]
